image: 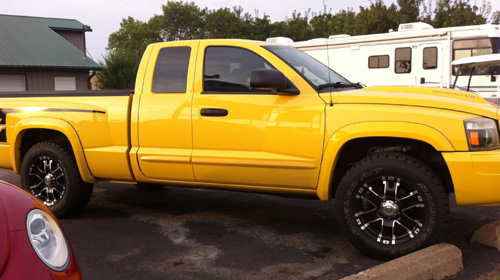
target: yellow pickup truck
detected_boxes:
[1,39,500,259]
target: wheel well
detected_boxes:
[330,137,454,197]
[19,129,74,162]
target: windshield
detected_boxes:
[264,45,351,91]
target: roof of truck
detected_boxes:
[0,14,101,70]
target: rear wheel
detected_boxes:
[335,153,449,260]
[20,141,93,218]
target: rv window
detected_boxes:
[423,47,437,70]
[453,39,494,75]
[493,38,500,53]
[395,48,411,74]
[453,39,491,49]
[368,55,389,69]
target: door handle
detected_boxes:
[200,108,228,117]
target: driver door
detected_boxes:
[191,42,325,190]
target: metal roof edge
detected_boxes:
[0,65,103,70]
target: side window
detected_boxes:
[368,55,389,69]
[203,47,274,93]
[453,39,493,75]
[395,47,412,74]
[152,47,191,93]
[423,47,438,70]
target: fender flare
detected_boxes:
[316,121,454,201]
[9,117,97,183]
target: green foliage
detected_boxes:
[492,10,500,24]
[98,0,499,89]
[97,16,162,89]
[96,50,141,89]
[354,1,399,35]
[160,1,207,41]
[108,16,162,56]
[425,0,490,27]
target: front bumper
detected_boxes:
[443,151,500,205]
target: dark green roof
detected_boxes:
[0,14,101,70]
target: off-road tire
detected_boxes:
[335,152,449,260]
[20,141,93,218]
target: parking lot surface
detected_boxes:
[1,170,499,279]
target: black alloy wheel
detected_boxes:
[335,153,449,259]
[21,141,93,218]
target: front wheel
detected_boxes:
[335,153,449,260]
[20,141,93,218]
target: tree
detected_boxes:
[492,10,500,24]
[96,50,141,89]
[396,0,423,23]
[97,17,161,89]
[249,15,273,40]
[355,0,399,35]
[160,1,207,41]
[425,0,490,27]
[107,16,162,56]
[96,0,500,89]
[270,11,314,41]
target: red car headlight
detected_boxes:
[26,209,70,271]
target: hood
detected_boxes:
[0,191,9,277]
[328,86,498,119]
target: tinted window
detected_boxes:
[368,55,389,69]
[152,47,191,93]
[423,47,437,70]
[493,38,500,53]
[395,48,411,73]
[203,47,273,93]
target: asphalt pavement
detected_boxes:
[1,170,499,279]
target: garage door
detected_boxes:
[0,75,26,92]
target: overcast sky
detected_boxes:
[2,0,500,62]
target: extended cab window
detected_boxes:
[203,47,274,93]
[152,47,191,93]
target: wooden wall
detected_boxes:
[55,31,86,53]
[0,69,90,91]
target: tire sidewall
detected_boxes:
[336,154,448,259]
[21,143,81,217]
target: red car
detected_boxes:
[0,180,81,279]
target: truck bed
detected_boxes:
[0,89,134,181]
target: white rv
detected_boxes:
[283,23,500,98]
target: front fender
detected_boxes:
[10,117,96,183]
[316,121,454,201]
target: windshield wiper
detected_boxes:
[317,82,364,91]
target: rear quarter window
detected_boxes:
[152,47,191,93]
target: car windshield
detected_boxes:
[264,45,352,91]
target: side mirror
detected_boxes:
[250,69,299,95]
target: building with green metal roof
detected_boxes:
[0,14,102,91]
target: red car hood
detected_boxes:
[0,194,9,276]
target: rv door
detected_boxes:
[415,43,444,88]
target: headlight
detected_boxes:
[464,118,500,151]
[26,209,70,271]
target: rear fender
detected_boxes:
[10,117,96,183]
